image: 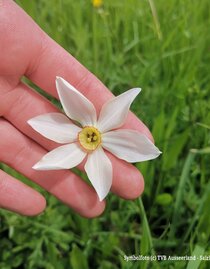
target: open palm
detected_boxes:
[0,0,152,217]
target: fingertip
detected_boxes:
[119,166,145,200]
[0,170,47,217]
[111,157,145,200]
[129,167,145,199]
[81,199,106,219]
[21,192,47,216]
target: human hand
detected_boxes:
[0,0,153,217]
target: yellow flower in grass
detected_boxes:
[92,0,103,8]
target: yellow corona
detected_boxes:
[78,126,101,151]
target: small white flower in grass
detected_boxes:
[28,77,161,201]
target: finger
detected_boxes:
[0,169,46,216]
[108,153,145,199]
[78,152,145,199]
[3,82,144,199]
[1,1,153,140]
[0,119,105,218]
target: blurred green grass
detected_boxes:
[0,0,210,268]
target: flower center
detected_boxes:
[78,126,101,151]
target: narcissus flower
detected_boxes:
[28,77,161,201]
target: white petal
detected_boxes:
[28,113,81,143]
[56,77,97,126]
[97,88,141,132]
[85,147,112,201]
[102,129,161,163]
[33,143,87,170]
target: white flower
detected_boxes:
[28,77,161,201]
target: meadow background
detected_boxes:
[0,0,210,268]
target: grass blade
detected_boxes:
[169,151,196,238]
